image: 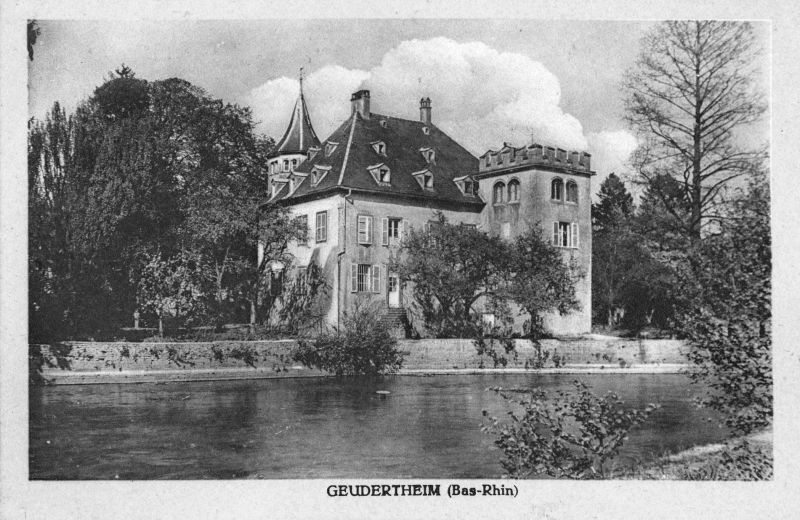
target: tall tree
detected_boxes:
[592,173,634,233]
[624,21,766,238]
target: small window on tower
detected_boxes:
[283,159,289,172]
[325,141,338,157]
[379,168,390,183]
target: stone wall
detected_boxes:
[30,336,687,385]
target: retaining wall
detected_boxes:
[30,336,688,385]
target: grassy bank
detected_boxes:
[617,430,773,480]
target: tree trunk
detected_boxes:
[158,314,164,337]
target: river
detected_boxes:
[29,373,727,479]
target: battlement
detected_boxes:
[478,142,592,174]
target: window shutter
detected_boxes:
[552,222,559,246]
[371,264,381,293]
[401,220,408,241]
[350,264,358,292]
[381,217,389,245]
[572,223,579,248]
[367,216,373,244]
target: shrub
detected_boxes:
[482,380,659,479]
[292,300,404,376]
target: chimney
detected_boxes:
[419,97,432,126]
[351,90,370,119]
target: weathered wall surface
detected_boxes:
[30,337,687,385]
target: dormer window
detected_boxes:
[367,163,391,186]
[311,165,331,186]
[308,146,320,161]
[421,126,430,135]
[485,155,492,167]
[420,147,436,164]
[380,120,388,128]
[371,141,387,156]
[455,176,479,197]
[325,141,338,157]
[412,169,434,190]
[283,159,289,172]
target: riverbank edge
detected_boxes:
[31,337,690,385]
[38,363,691,385]
[614,429,773,480]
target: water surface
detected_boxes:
[29,373,727,479]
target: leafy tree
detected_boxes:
[624,21,766,238]
[136,251,207,336]
[592,174,674,329]
[671,176,771,434]
[28,71,299,339]
[483,381,658,479]
[392,213,508,337]
[503,225,582,338]
[592,173,634,233]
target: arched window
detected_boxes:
[283,159,289,172]
[508,180,520,203]
[291,159,298,171]
[566,181,578,203]
[551,178,563,201]
[493,182,506,204]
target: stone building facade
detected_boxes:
[265,84,593,335]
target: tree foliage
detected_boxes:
[391,213,508,337]
[28,69,301,340]
[483,381,658,479]
[391,214,580,339]
[671,176,771,434]
[591,174,676,330]
[625,21,766,238]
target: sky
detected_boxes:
[27,19,768,195]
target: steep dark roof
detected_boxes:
[272,89,321,155]
[275,112,484,208]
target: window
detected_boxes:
[357,215,373,244]
[297,215,309,245]
[372,141,386,156]
[420,148,435,163]
[283,159,289,172]
[315,211,327,243]
[460,179,478,196]
[368,164,391,186]
[421,127,430,135]
[552,221,579,248]
[551,178,563,201]
[508,180,520,203]
[307,147,320,161]
[351,264,382,293]
[291,159,297,171]
[382,217,405,245]
[566,181,578,203]
[311,166,330,186]
[325,141,338,157]
[413,170,433,189]
[485,155,491,167]
[493,182,506,204]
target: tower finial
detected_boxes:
[299,67,304,91]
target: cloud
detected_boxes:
[586,130,639,197]
[246,37,636,194]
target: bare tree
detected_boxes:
[624,21,766,238]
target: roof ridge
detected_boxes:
[337,112,358,185]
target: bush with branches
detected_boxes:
[482,381,659,479]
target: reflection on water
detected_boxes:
[29,374,727,479]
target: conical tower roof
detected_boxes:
[274,72,321,154]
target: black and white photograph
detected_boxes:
[2,2,798,519]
